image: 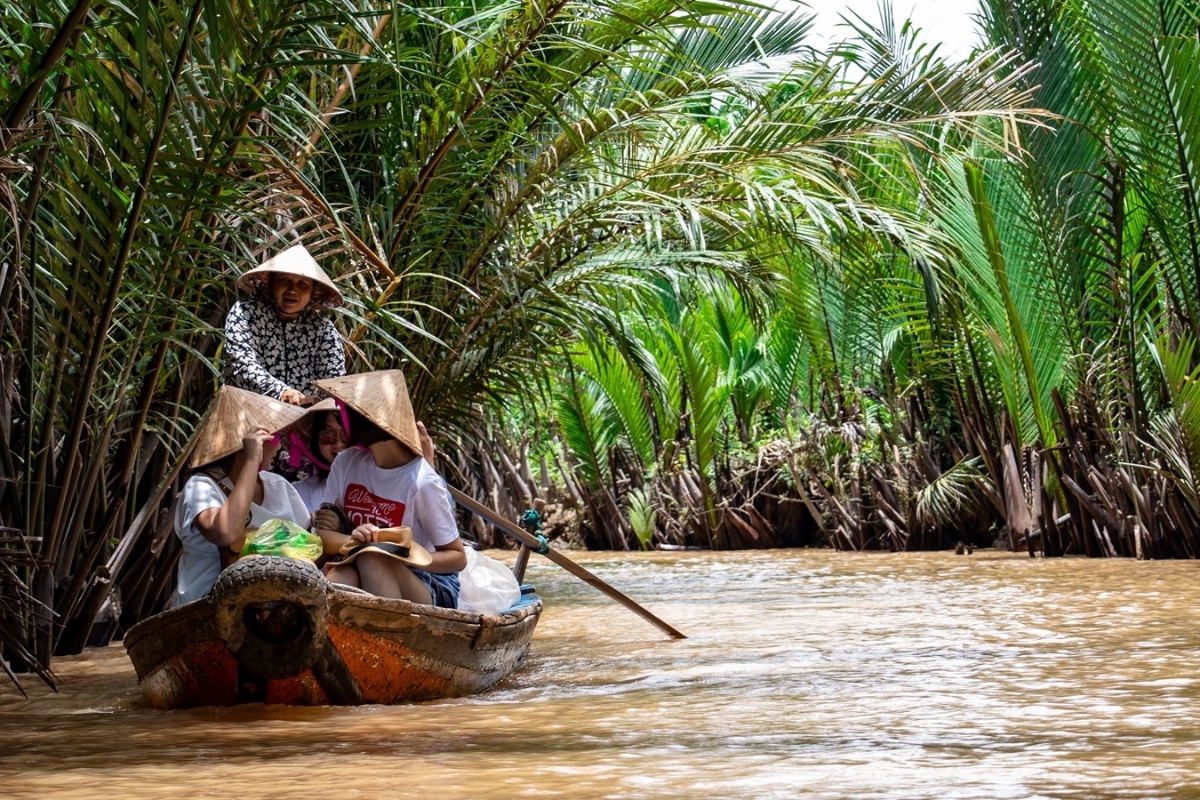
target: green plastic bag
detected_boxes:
[240,518,324,561]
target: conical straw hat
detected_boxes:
[238,244,344,309]
[290,396,339,440]
[305,397,339,414]
[288,396,339,441]
[313,370,421,455]
[190,386,310,468]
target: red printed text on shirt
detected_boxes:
[342,483,406,528]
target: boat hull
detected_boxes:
[124,557,541,708]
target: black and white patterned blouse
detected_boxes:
[223,296,345,398]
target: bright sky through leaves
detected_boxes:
[805,0,981,61]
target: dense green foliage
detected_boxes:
[535,0,1200,557]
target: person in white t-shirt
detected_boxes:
[312,370,465,608]
[170,386,311,607]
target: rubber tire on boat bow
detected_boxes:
[210,556,329,679]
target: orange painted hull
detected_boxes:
[124,564,541,708]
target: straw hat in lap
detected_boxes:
[337,526,433,569]
[313,370,421,456]
[190,386,310,468]
[238,244,344,309]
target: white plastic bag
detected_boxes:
[457,547,521,614]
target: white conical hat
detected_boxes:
[238,244,344,309]
[313,370,421,456]
[190,386,310,468]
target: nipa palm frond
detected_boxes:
[915,455,984,527]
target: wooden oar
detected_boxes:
[447,485,686,640]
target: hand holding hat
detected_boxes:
[337,525,432,568]
[347,523,385,545]
[241,425,276,469]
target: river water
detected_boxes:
[2,550,1198,798]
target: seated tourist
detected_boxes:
[169,386,311,607]
[288,399,348,513]
[312,370,466,607]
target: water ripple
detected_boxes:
[1,550,1198,799]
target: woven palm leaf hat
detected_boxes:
[313,370,422,456]
[190,386,310,468]
[294,396,338,433]
[238,244,344,309]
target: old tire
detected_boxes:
[211,557,329,679]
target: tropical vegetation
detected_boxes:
[1,0,1198,691]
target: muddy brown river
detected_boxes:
[1,550,1198,798]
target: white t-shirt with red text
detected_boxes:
[321,447,459,555]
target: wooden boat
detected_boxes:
[124,556,542,708]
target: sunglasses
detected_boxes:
[318,428,348,445]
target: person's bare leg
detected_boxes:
[356,553,432,604]
[354,553,399,596]
[325,564,361,587]
[390,562,433,604]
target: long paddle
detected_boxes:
[447,485,686,640]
